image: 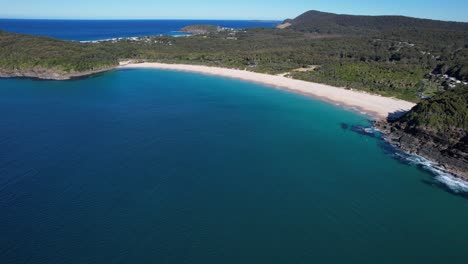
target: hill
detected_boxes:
[0,30,117,79]
[180,24,219,34]
[279,10,468,84]
[282,10,468,34]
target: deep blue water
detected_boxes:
[0,19,279,41]
[1,69,468,264]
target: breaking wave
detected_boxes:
[356,124,468,195]
[393,146,468,194]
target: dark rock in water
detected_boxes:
[340,123,349,131]
[350,125,377,137]
[340,122,379,137]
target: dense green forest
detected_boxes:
[0,30,117,71]
[1,10,467,102]
[286,10,468,34]
[398,87,468,132]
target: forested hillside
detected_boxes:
[285,10,468,34]
[1,10,467,102]
[0,30,116,72]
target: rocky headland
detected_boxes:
[375,87,468,180]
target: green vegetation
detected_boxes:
[288,10,468,35]
[180,24,219,34]
[291,62,426,101]
[0,10,467,102]
[399,87,468,132]
[0,31,117,72]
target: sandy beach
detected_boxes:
[120,62,416,119]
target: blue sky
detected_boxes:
[1,0,467,22]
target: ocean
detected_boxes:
[0,19,279,41]
[0,69,467,263]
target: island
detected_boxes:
[180,24,220,34]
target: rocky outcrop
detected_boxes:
[0,66,116,80]
[374,87,468,180]
[375,120,468,181]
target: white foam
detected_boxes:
[78,32,190,43]
[402,153,468,193]
[79,37,123,43]
[380,133,468,193]
[435,173,468,193]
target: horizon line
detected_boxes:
[0,17,284,21]
[1,9,467,23]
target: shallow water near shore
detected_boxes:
[1,69,468,263]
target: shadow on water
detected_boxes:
[340,123,349,131]
[340,121,468,200]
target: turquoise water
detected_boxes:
[0,69,467,263]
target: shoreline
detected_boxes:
[0,67,115,81]
[77,33,191,43]
[375,120,468,183]
[120,62,416,119]
[2,62,466,187]
[119,63,467,185]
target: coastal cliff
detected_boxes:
[375,87,468,180]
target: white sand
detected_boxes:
[120,63,416,119]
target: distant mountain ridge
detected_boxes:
[281,10,468,34]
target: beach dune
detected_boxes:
[120,63,416,119]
